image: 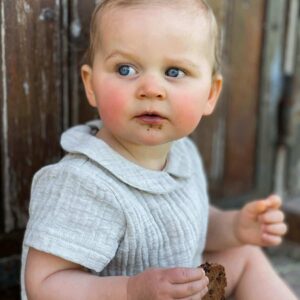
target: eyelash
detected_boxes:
[115,64,188,78]
[116,64,137,77]
[165,67,187,78]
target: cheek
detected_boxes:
[172,91,207,127]
[94,80,128,125]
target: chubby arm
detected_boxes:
[205,195,288,252]
[25,248,128,300]
[205,206,241,251]
[26,247,209,300]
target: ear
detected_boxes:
[204,74,223,116]
[81,64,97,107]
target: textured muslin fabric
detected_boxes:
[21,120,209,300]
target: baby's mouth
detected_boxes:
[135,112,166,125]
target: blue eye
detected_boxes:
[166,68,185,78]
[117,65,137,77]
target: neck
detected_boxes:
[96,129,171,171]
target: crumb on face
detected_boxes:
[146,124,163,131]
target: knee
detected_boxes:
[233,245,265,258]
[234,245,269,267]
[203,245,269,271]
[237,245,263,256]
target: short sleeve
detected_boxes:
[24,163,126,272]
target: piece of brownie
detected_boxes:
[199,262,227,300]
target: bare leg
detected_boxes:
[203,245,297,300]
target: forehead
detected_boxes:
[97,5,213,52]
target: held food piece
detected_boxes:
[199,262,227,300]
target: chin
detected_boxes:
[136,135,174,147]
[137,138,165,146]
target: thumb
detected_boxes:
[245,198,275,216]
[244,199,270,216]
[267,194,282,209]
[245,195,282,216]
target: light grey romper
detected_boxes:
[21,120,209,299]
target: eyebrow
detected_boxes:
[166,58,200,70]
[105,50,137,62]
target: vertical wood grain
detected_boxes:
[223,0,265,197]
[69,0,97,125]
[286,11,300,195]
[0,0,10,231]
[1,0,63,232]
[256,0,287,196]
[193,0,266,203]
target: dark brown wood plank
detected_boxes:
[256,0,287,196]
[191,0,227,198]
[222,0,265,197]
[285,11,300,195]
[284,200,300,243]
[193,0,266,202]
[69,0,97,125]
[0,0,5,231]
[1,0,63,231]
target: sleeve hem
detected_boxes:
[24,229,111,273]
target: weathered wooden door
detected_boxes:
[1,1,65,298]
[1,0,300,298]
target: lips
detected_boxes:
[135,111,166,125]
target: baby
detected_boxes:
[22,0,297,299]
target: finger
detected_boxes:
[263,223,288,236]
[262,233,283,246]
[172,276,209,298]
[258,210,285,224]
[168,267,205,284]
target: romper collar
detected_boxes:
[60,120,194,194]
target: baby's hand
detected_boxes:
[127,267,209,300]
[236,195,288,247]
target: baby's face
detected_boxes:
[83,5,222,147]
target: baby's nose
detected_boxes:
[136,76,167,100]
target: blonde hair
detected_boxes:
[85,0,221,74]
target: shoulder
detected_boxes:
[29,154,123,216]
[32,154,112,193]
[25,154,126,272]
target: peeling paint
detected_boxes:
[1,1,14,232]
[24,1,31,14]
[38,10,45,21]
[23,81,30,96]
[71,0,81,39]
[71,19,82,38]
[39,8,55,22]
[16,1,31,26]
